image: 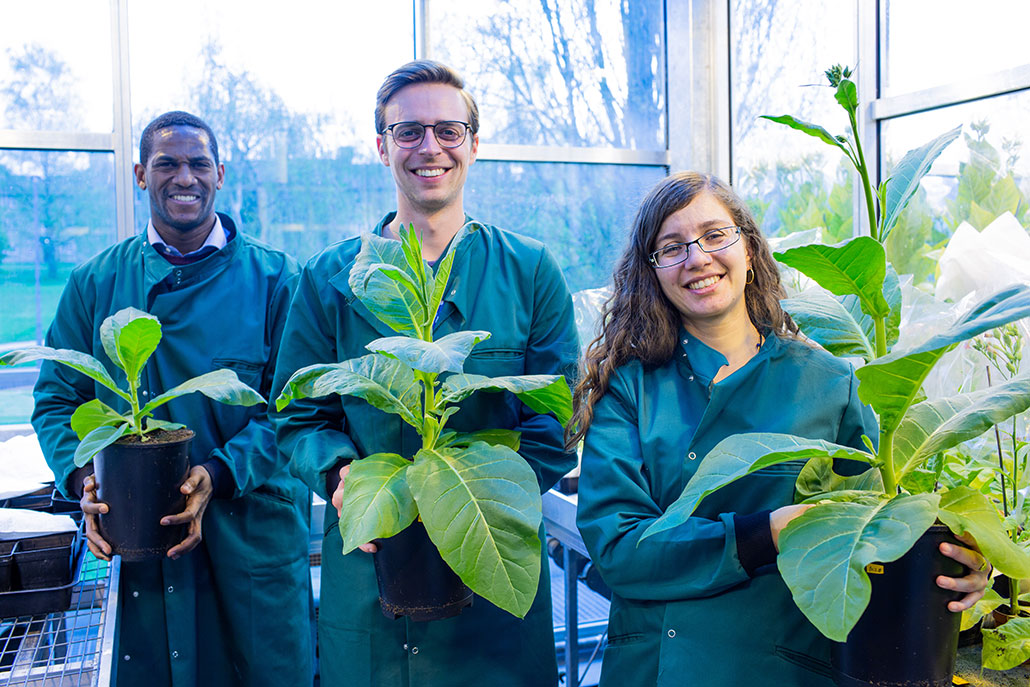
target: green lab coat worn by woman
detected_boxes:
[272,215,579,687]
[577,333,878,687]
[32,216,312,687]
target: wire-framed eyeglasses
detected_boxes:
[382,121,473,149]
[649,227,742,268]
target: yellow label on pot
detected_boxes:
[865,563,884,574]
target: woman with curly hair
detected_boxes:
[571,171,987,686]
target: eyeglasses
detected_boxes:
[382,121,473,149]
[649,227,742,268]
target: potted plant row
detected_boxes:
[641,65,1030,687]
[0,308,265,561]
[274,223,572,621]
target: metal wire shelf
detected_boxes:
[0,552,118,686]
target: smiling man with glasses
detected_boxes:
[272,60,579,687]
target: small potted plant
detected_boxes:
[641,65,1030,687]
[0,307,265,560]
[275,224,572,620]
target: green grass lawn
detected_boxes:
[0,263,74,344]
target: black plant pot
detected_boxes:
[94,431,193,562]
[832,524,965,687]
[372,519,473,622]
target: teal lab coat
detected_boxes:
[32,215,312,687]
[271,214,579,687]
[576,333,878,687]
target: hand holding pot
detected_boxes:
[80,473,113,561]
[335,464,377,554]
[161,465,213,560]
[936,533,991,612]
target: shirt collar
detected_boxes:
[146,215,227,257]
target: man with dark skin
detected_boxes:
[32,111,312,687]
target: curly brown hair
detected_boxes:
[565,171,797,448]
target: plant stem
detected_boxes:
[874,317,887,359]
[879,428,898,494]
[849,109,880,242]
[127,376,142,434]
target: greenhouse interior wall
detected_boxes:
[1,1,1029,685]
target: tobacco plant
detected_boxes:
[274,223,572,618]
[641,65,1030,643]
[0,307,265,466]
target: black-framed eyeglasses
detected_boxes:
[382,121,473,149]
[649,227,742,268]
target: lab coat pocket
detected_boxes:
[213,357,265,391]
[465,347,526,377]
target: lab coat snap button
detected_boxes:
[668,629,676,638]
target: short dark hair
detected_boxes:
[374,60,479,136]
[139,111,220,166]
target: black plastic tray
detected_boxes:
[0,529,84,618]
[0,485,85,617]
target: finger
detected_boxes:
[83,515,112,558]
[358,542,378,554]
[167,518,203,559]
[85,537,112,561]
[939,542,984,571]
[946,587,986,613]
[166,532,202,559]
[80,500,109,515]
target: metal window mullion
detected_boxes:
[853,0,880,238]
[870,63,1030,122]
[415,0,429,59]
[0,131,114,151]
[111,0,135,241]
[667,0,729,178]
[476,143,668,166]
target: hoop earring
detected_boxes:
[746,268,755,285]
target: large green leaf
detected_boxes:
[894,369,1030,480]
[427,248,456,325]
[881,126,962,240]
[70,399,127,440]
[778,493,940,642]
[775,237,890,319]
[441,373,572,426]
[0,346,127,401]
[640,434,876,541]
[760,115,849,156]
[99,307,161,385]
[366,331,491,375]
[337,452,417,554]
[795,455,883,499]
[74,423,131,467]
[882,265,901,351]
[961,587,1004,631]
[857,284,1030,431]
[139,369,264,417]
[409,443,542,618]
[397,224,429,306]
[781,290,875,361]
[275,354,422,429]
[349,232,425,335]
[938,486,1030,580]
[445,429,521,451]
[982,615,1030,670]
[143,418,186,433]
